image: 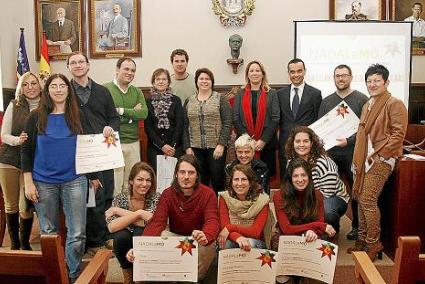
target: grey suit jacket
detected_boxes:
[47,18,76,45]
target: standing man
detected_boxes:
[104,57,148,196]
[404,2,425,38]
[67,52,120,254]
[348,64,407,260]
[98,3,128,49]
[318,64,368,240]
[46,7,76,53]
[170,49,197,104]
[277,58,322,176]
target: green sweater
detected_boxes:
[104,81,148,143]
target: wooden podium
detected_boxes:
[380,124,425,258]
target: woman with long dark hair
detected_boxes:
[21,73,86,281]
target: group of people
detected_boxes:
[0,47,408,283]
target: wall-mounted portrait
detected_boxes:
[392,0,425,55]
[330,0,386,20]
[34,0,84,60]
[88,0,141,58]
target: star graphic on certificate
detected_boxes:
[256,250,276,268]
[176,237,196,256]
[336,103,349,118]
[317,243,336,260]
[103,133,118,148]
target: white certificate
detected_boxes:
[133,236,198,282]
[309,102,360,150]
[276,236,338,284]
[156,155,178,193]
[218,248,278,284]
[75,132,124,174]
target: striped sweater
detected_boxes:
[312,155,350,203]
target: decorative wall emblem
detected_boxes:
[212,0,255,27]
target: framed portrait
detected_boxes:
[392,0,425,55]
[330,0,386,20]
[34,0,85,60]
[88,0,141,58]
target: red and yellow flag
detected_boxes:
[39,32,51,84]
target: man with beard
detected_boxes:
[318,64,368,241]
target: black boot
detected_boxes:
[5,213,20,250]
[20,217,33,250]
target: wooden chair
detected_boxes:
[352,236,425,284]
[0,234,112,284]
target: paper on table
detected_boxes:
[309,101,360,150]
[86,186,96,208]
[156,155,178,193]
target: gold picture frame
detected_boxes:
[212,0,255,27]
[330,0,386,20]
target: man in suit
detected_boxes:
[345,1,368,20]
[46,7,76,53]
[98,4,129,49]
[277,58,322,177]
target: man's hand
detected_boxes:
[103,126,114,137]
[192,230,208,246]
[134,103,142,111]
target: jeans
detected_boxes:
[34,175,88,279]
[324,196,348,232]
[113,226,144,269]
[224,238,266,250]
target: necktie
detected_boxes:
[292,87,300,117]
[59,21,63,27]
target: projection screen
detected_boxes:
[295,21,412,107]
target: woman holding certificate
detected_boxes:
[218,164,270,251]
[105,162,160,284]
[145,68,184,172]
[273,158,336,249]
[232,60,280,177]
[21,74,86,281]
[0,72,41,250]
[285,126,349,233]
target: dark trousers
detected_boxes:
[86,169,114,247]
[330,153,358,229]
[193,148,226,193]
[260,146,277,178]
[113,226,145,269]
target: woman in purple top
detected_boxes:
[21,73,86,281]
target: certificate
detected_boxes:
[133,236,198,282]
[75,132,124,174]
[276,236,338,284]
[309,102,360,150]
[218,248,278,284]
[156,155,178,193]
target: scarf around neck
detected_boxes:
[151,88,173,129]
[218,191,269,219]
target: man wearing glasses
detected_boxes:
[318,64,368,241]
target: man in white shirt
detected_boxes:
[404,2,425,37]
[46,7,76,53]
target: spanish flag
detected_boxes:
[39,31,51,84]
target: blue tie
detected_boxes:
[292,87,299,117]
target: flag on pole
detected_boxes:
[16,28,30,80]
[39,31,51,84]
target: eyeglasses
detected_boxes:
[334,74,351,79]
[68,60,86,66]
[49,84,68,90]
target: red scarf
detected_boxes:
[241,85,267,158]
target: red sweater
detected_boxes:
[219,197,268,242]
[143,184,219,245]
[273,189,326,236]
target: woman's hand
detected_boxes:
[105,207,116,219]
[218,227,230,249]
[18,132,28,145]
[185,147,195,156]
[126,249,135,263]
[25,182,39,203]
[161,144,175,157]
[325,224,336,238]
[304,230,318,242]
[255,140,266,152]
[235,236,252,251]
[213,145,224,160]
[192,230,208,246]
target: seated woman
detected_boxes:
[105,162,160,284]
[285,126,350,232]
[225,133,270,194]
[218,164,270,251]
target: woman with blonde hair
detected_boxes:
[232,60,280,177]
[0,72,41,250]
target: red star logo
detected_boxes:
[176,237,196,256]
[103,133,118,148]
[336,104,349,118]
[317,243,336,260]
[256,250,276,268]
